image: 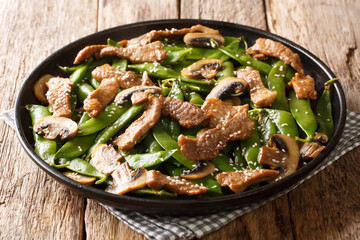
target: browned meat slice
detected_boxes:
[146,170,208,195]
[126,24,219,47]
[201,98,248,128]
[91,64,142,88]
[288,73,317,99]
[178,105,254,161]
[236,67,277,107]
[113,96,163,150]
[91,144,123,174]
[73,44,107,64]
[215,169,280,193]
[246,38,305,76]
[84,77,121,117]
[162,97,210,128]
[99,41,167,63]
[141,71,154,86]
[46,77,73,118]
[300,142,325,160]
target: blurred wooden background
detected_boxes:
[0,0,359,239]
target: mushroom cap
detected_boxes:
[258,134,300,180]
[63,171,96,186]
[114,86,162,105]
[184,32,225,47]
[33,74,54,104]
[180,161,216,180]
[33,116,78,141]
[91,144,123,175]
[106,162,147,195]
[206,77,248,100]
[181,58,223,79]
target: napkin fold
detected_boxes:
[2,109,359,240]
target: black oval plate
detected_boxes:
[15,19,346,215]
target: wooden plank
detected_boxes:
[97,0,179,31]
[0,0,98,239]
[266,0,360,239]
[84,1,179,239]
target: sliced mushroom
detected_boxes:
[63,171,96,186]
[180,161,216,180]
[299,133,328,161]
[33,74,54,104]
[206,77,247,100]
[141,71,154,86]
[223,96,241,106]
[257,134,300,180]
[114,86,162,105]
[181,59,223,79]
[106,162,147,195]
[33,116,78,141]
[91,144,123,175]
[314,132,328,145]
[184,32,225,47]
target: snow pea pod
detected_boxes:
[27,104,65,168]
[232,142,247,169]
[77,102,131,136]
[152,122,195,169]
[112,57,127,70]
[86,103,145,159]
[267,60,289,111]
[70,58,93,85]
[257,111,277,145]
[78,112,90,125]
[128,63,180,79]
[240,119,262,170]
[76,82,94,103]
[130,188,177,197]
[185,91,204,106]
[179,81,213,92]
[159,117,180,140]
[162,48,192,65]
[168,80,184,100]
[288,90,317,141]
[212,153,242,172]
[58,158,107,184]
[55,133,97,158]
[216,61,234,80]
[124,149,177,169]
[315,78,337,139]
[144,133,163,153]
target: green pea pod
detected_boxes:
[168,80,184,100]
[257,111,278,145]
[70,58,93,85]
[212,153,242,172]
[260,108,299,139]
[315,78,337,139]
[112,57,127,71]
[232,142,247,169]
[124,149,177,169]
[144,133,163,153]
[128,63,180,79]
[78,112,91,125]
[267,60,289,111]
[159,117,180,140]
[58,64,83,73]
[55,133,97,158]
[179,81,213,92]
[288,90,317,141]
[171,59,196,72]
[240,120,262,170]
[162,48,192,65]
[152,122,195,169]
[86,103,145,159]
[130,188,177,197]
[185,92,204,106]
[27,104,65,168]
[77,102,131,136]
[76,82,94,103]
[107,38,123,48]
[216,61,234,80]
[89,77,101,89]
[58,158,107,184]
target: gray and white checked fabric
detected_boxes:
[2,109,360,240]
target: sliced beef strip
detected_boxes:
[141,71,154,86]
[178,104,254,161]
[201,98,248,128]
[146,170,208,195]
[113,95,163,150]
[288,73,317,99]
[162,97,210,128]
[91,144,123,175]
[126,24,219,47]
[73,44,107,64]
[246,38,305,76]
[91,64,142,89]
[99,41,167,63]
[236,67,277,107]
[215,169,279,193]
[83,77,121,117]
[300,141,325,160]
[46,77,73,118]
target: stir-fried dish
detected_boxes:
[28,25,337,198]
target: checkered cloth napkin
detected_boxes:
[2,109,360,240]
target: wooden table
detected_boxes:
[1,0,359,239]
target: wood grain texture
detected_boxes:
[180,0,267,30]
[266,0,360,239]
[97,0,179,31]
[0,0,97,239]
